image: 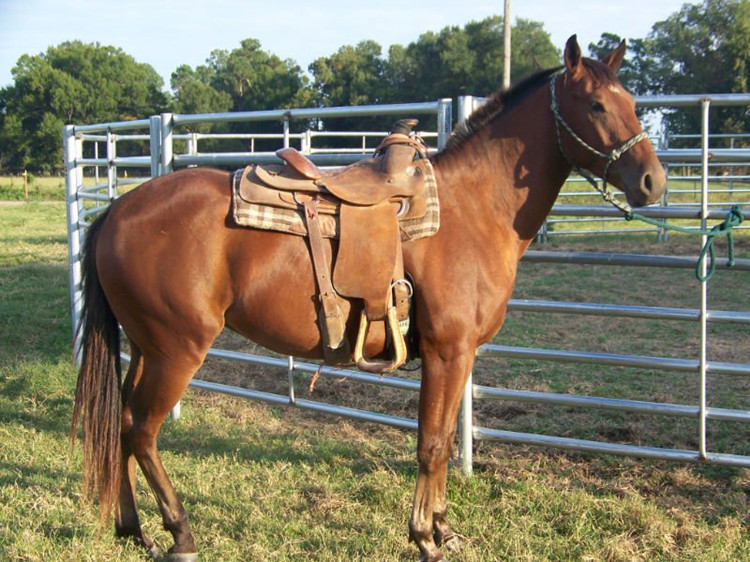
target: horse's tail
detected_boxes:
[70,207,122,523]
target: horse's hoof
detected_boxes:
[442,533,462,553]
[166,553,198,562]
[419,552,446,562]
[147,544,163,560]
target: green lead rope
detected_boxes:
[549,71,744,282]
[625,205,744,282]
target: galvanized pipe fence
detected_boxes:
[63,93,750,474]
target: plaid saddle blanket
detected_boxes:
[231,158,440,242]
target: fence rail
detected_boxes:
[63,92,750,474]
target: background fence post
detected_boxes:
[458,373,474,475]
[149,115,162,178]
[160,112,174,174]
[63,124,84,364]
[698,98,711,460]
[437,98,453,150]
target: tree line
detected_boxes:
[1,0,748,174]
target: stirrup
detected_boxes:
[353,307,407,374]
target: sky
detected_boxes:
[0,0,693,89]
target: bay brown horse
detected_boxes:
[72,36,666,561]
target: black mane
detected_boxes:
[434,66,563,160]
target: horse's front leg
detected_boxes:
[409,342,474,562]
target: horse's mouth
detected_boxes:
[622,166,667,208]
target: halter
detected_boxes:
[550,70,649,214]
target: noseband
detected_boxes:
[550,71,648,213]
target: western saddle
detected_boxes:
[233,119,437,374]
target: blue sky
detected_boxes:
[0,0,691,88]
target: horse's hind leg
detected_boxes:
[115,345,161,556]
[124,351,208,560]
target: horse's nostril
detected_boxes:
[643,173,653,193]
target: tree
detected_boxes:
[172,39,312,151]
[170,64,232,116]
[310,41,386,108]
[207,39,311,113]
[509,19,561,84]
[305,16,560,135]
[308,41,389,134]
[384,16,559,103]
[0,41,168,173]
[588,33,661,97]
[637,0,749,139]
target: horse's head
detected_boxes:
[552,35,666,208]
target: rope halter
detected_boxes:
[550,70,649,215]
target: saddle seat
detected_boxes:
[233,120,437,374]
[260,146,424,206]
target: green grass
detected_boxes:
[1,203,749,560]
[0,174,140,202]
[0,176,67,201]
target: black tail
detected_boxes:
[70,208,122,522]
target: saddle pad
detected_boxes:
[231,159,440,242]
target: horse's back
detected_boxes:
[98,168,234,288]
[93,167,328,359]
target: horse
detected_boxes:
[71,35,666,561]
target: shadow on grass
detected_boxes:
[0,392,73,436]
[158,406,415,478]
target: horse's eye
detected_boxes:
[591,101,606,113]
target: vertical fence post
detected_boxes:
[106,131,117,200]
[302,130,312,154]
[458,373,474,475]
[149,115,162,178]
[698,99,711,460]
[188,133,198,160]
[63,125,84,364]
[437,98,453,150]
[94,142,100,186]
[283,114,290,148]
[455,96,475,475]
[161,113,174,174]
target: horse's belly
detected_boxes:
[224,229,362,359]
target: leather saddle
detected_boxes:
[234,119,434,374]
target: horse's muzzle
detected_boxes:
[626,163,667,207]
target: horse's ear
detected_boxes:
[564,35,583,77]
[602,39,627,74]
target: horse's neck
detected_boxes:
[433,87,571,249]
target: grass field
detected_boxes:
[0,175,67,201]
[1,201,749,561]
